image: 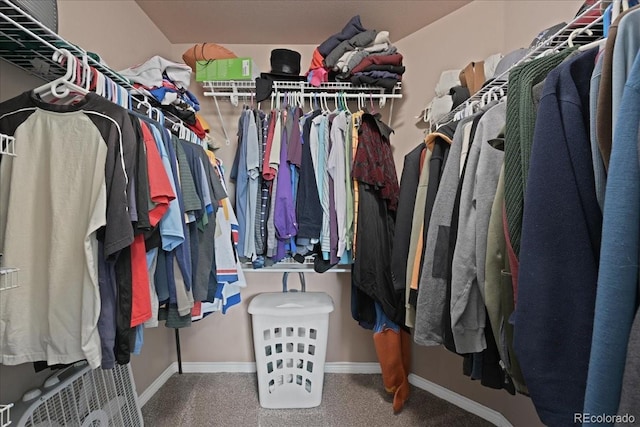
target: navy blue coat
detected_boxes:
[513,48,601,426]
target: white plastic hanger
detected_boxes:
[464,100,479,116]
[343,92,351,114]
[95,70,105,98]
[567,27,594,47]
[33,50,88,102]
[136,95,152,115]
[81,53,91,91]
[379,92,387,109]
[612,0,622,21]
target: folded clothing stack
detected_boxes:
[420,53,505,126]
[307,15,405,90]
[120,56,205,136]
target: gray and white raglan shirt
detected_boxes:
[0,91,134,369]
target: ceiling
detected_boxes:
[135,0,472,45]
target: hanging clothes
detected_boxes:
[351,112,402,324]
[0,92,135,369]
[0,85,239,371]
[514,48,601,426]
[584,9,640,421]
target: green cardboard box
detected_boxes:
[196,57,253,81]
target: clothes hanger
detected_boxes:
[33,50,88,102]
[81,54,91,93]
[612,0,622,21]
[567,27,593,47]
[378,92,387,109]
[464,99,479,117]
[103,76,112,103]
[296,91,302,110]
[579,36,608,51]
[119,86,128,109]
[136,95,153,115]
[95,69,105,98]
[343,92,351,114]
[151,106,164,125]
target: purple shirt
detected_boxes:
[274,109,298,259]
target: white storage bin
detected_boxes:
[248,291,334,409]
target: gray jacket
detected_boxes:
[413,113,479,346]
[450,101,506,354]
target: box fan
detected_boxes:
[10,361,143,427]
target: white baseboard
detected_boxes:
[175,361,382,375]
[137,363,177,407]
[325,362,381,374]
[181,362,256,373]
[408,374,513,427]
[138,362,512,427]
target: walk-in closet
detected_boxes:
[1,1,638,426]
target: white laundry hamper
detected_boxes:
[248,273,334,409]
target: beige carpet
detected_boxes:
[142,373,495,426]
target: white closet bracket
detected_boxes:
[0,134,16,156]
[0,267,19,291]
[0,403,13,427]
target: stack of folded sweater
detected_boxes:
[307,15,405,90]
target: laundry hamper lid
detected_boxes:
[248,292,334,316]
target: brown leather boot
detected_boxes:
[373,328,410,413]
[373,328,403,394]
[392,329,412,412]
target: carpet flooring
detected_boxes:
[142,373,495,426]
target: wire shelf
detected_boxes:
[242,256,351,273]
[0,0,133,88]
[431,0,604,130]
[202,80,402,99]
[0,0,203,144]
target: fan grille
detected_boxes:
[24,364,142,427]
